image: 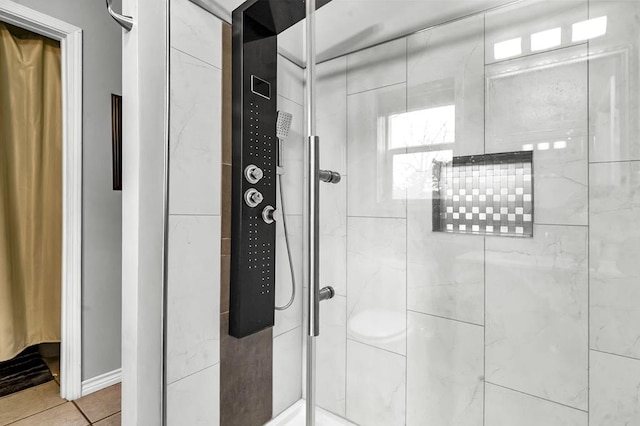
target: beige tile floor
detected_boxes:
[0,360,121,426]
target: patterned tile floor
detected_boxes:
[0,358,120,426]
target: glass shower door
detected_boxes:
[306,1,640,425]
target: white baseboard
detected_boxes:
[81,368,122,397]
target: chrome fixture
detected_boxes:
[305,3,318,425]
[319,286,335,302]
[319,169,341,184]
[302,0,341,421]
[306,135,320,338]
[244,164,264,184]
[105,0,134,32]
[262,205,276,225]
[244,188,263,208]
[275,111,296,312]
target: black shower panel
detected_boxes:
[230,21,278,339]
[230,0,332,338]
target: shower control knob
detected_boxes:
[262,205,276,224]
[244,188,263,208]
[244,164,264,184]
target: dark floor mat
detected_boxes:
[0,346,54,398]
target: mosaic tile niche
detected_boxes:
[433,151,534,237]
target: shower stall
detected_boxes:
[162,0,640,424]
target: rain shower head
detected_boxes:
[276,111,293,141]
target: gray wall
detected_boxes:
[12,0,123,380]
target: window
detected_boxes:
[384,105,455,200]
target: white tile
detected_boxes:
[347,38,406,95]
[590,162,640,358]
[407,199,484,325]
[169,49,222,215]
[486,45,588,226]
[273,327,303,417]
[167,216,220,384]
[347,84,407,218]
[407,312,484,426]
[318,57,348,175]
[301,289,310,400]
[278,96,305,216]
[589,1,640,161]
[171,0,222,68]
[320,175,347,296]
[319,235,347,297]
[407,15,484,157]
[278,55,304,105]
[274,215,303,336]
[486,225,588,410]
[279,161,303,218]
[485,383,587,426]
[346,340,406,426]
[277,96,304,162]
[590,350,640,425]
[347,217,406,355]
[317,296,347,417]
[485,0,588,64]
[167,364,220,426]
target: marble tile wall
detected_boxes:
[590,162,640,359]
[345,340,406,426]
[590,350,640,425]
[314,57,349,418]
[272,55,306,418]
[485,383,588,426]
[485,225,589,410]
[164,0,640,424]
[168,4,307,423]
[405,15,486,337]
[327,13,489,426]
[165,0,640,423]
[587,15,640,419]
[315,0,640,425]
[346,38,409,426]
[273,327,303,416]
[588,1,640,163]
[407,312,484,426]
[346,82,407,218]
[485,44,589,226]
[167,0,222,424]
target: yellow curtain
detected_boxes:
[0,22,62,362]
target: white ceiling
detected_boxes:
[194,0,516,65]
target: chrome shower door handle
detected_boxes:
[319,286,335,302]
[319,169,341,184]
[106,0,134,32]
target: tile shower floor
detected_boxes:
[267,400,356,426]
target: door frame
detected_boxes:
[0,0,83,400]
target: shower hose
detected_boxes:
[274,173,296,311]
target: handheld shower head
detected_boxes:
[276,111,293,141]
[275,110,297,312]
[276,111,293,171]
